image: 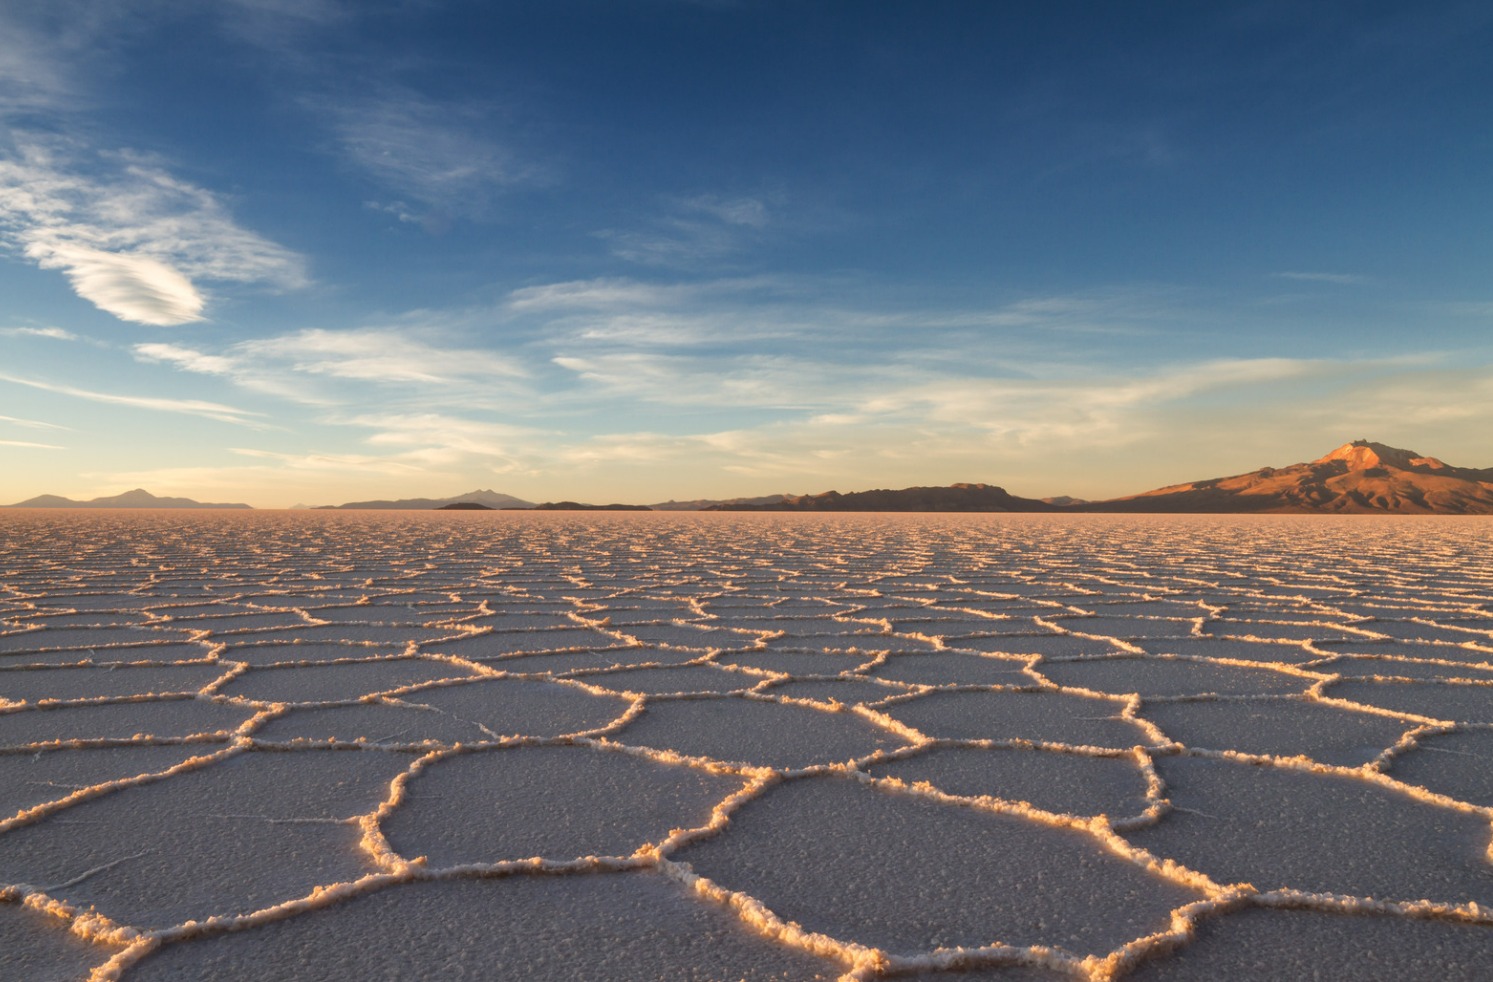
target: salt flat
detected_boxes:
[1,511,1491,981]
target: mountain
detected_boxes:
[1085,441,1493,514]
[650,494,789,511]
[317,489,534,510]
[6,489,252,509]
[707,482,1057,512]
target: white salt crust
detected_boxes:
[0,511,1488,980]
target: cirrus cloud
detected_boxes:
[0,138,307,326]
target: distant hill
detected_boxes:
[707,482,1057,512]
[1084,441,1493,514]
[317,489,534,510]
[526,501,653,511]
[6,489,252,509]
[651,494,789,511]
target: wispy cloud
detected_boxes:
[599,194,773,267]
[315,87,539,228]
[133,327,528,410]
[238,328,524,383]
[0,439,65,449]
[1274,271,1369,285]
[0,372,264,426]
[0,138,308,325]
[0,413,69,430]
[0,325,77,341]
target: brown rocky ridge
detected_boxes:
[707,483,1056,512]
[1083,440,1493,514]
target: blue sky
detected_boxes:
[2,1,1491,507]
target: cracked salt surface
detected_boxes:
[2,512,1492,980]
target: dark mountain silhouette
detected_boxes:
[317,489,534,510]
[651,494,789,511]
[435,502,496,510]
[707,483,1056,512]
[524,502,653,511]
[1084,441,1493,514]
[6,489,252,509]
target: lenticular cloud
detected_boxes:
[27,242,205,326]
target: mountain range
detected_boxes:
[8,442,1492,514]
[4,489,251,510]
[707,483,1056,512]
[314,489,534,510]
[1083,440,1493,514]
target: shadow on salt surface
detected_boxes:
[221,624,464,646]
[387,678,631,738]
[1387,729,1493,808]
[125,871,841,981]
[1368,620,1493,645]
[157,612,312,632]
[581,665,767,695]
[217,642,407,666]
[0,626,195,653]
[1034,657,1312,698]
[0,643,217,669]
[434,610,578,631]
[8,611,155,628]
[1139,638,1321,664]
[1047,616,1198,640]
[384,745,745,865]
[1325,679,1493,724]
[1125,756,1493,906]
[883,690,1148,749]
[612,623,754,648]
[251,701,494,745]
[676,775,1202,958]
[0,745,213,818]
[716,650,875,675]
[1125,906,1493,981]
[870,652,1031,686]
[1139,698,1413,766]
[866,746,1154,822]
[0,699,255,747]
[949,634,1130,658]
[215,658,479,704]
[758,633,934,656]
[0,664,228,704]
[426,627,632,659]
[762,676,915,706]
[1200,619,1366,643]
[487,650,664,674]
[614,695,908,769]
[1316,656,1493,682]
[0,900,121,982]
[0,749,413,929]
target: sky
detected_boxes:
[2,1,1492,508]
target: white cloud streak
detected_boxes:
[0,439,65,449]
[0,413,69,430]
[0,372,263,426]
[0,325,77,341]
[1275,271,1368,285]
[599,195,772,267]
[0,139,308,325]
[315,88,537,226]
[133,327,528,410]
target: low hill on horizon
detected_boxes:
[706,482,1057,512]
[316,489,535,510]
[5,489,252,510]
[1084,440,1493,514]
[651,494,789,511]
